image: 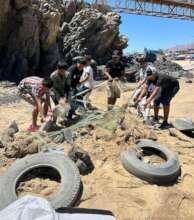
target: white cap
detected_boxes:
[146,66,157,76]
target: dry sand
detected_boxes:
[0,78,194,220]
[172,60,194,68]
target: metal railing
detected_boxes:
[75,0,194,20]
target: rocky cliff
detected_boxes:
[62,8,128,64]
[0,0,128,82]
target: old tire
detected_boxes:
[121,139,181,184]
[0,153,81,210]
[172,118,194,132]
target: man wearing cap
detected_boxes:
[138,72,180,129]
[50,61,70,105]
[68,59,86,92]
[104,54,125,110]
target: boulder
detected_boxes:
[33,0,63,75]
[154,60,192,79]
[0,0,128,81]
[7,8,40,81]
[63,8,128,64]
[0,0,63,81]
[0,0,12,48]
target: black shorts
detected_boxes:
[154,82,180,106]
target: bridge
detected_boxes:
[88,0,194,20]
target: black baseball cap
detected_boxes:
[77,58,86,65]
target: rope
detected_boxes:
[72,81,108,98]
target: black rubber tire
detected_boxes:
[121,139,181,184]
[172,118,194,131]
[0,153,81,210]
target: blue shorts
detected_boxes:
[154,83,180,106]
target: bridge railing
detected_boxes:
[64,0,194,20]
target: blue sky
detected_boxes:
[120,13,194,53]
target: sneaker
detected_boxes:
[159,121,171,130]
[107,105,114,111]
[150,117,160,125]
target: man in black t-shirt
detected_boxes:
[138,72,180,129]
[104,54,125,110]
[67,59,86,119]
[68,59,86,91]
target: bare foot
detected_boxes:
[26,125,40,132]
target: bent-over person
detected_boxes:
[138,72,180,129]
[18,77,53,132]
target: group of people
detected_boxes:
[18,56,94,132]
[17,52,180,132]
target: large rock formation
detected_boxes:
[0,0,128,82]
[33,0,63,75]
[63,9,128,64]
[0,0,63,82]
